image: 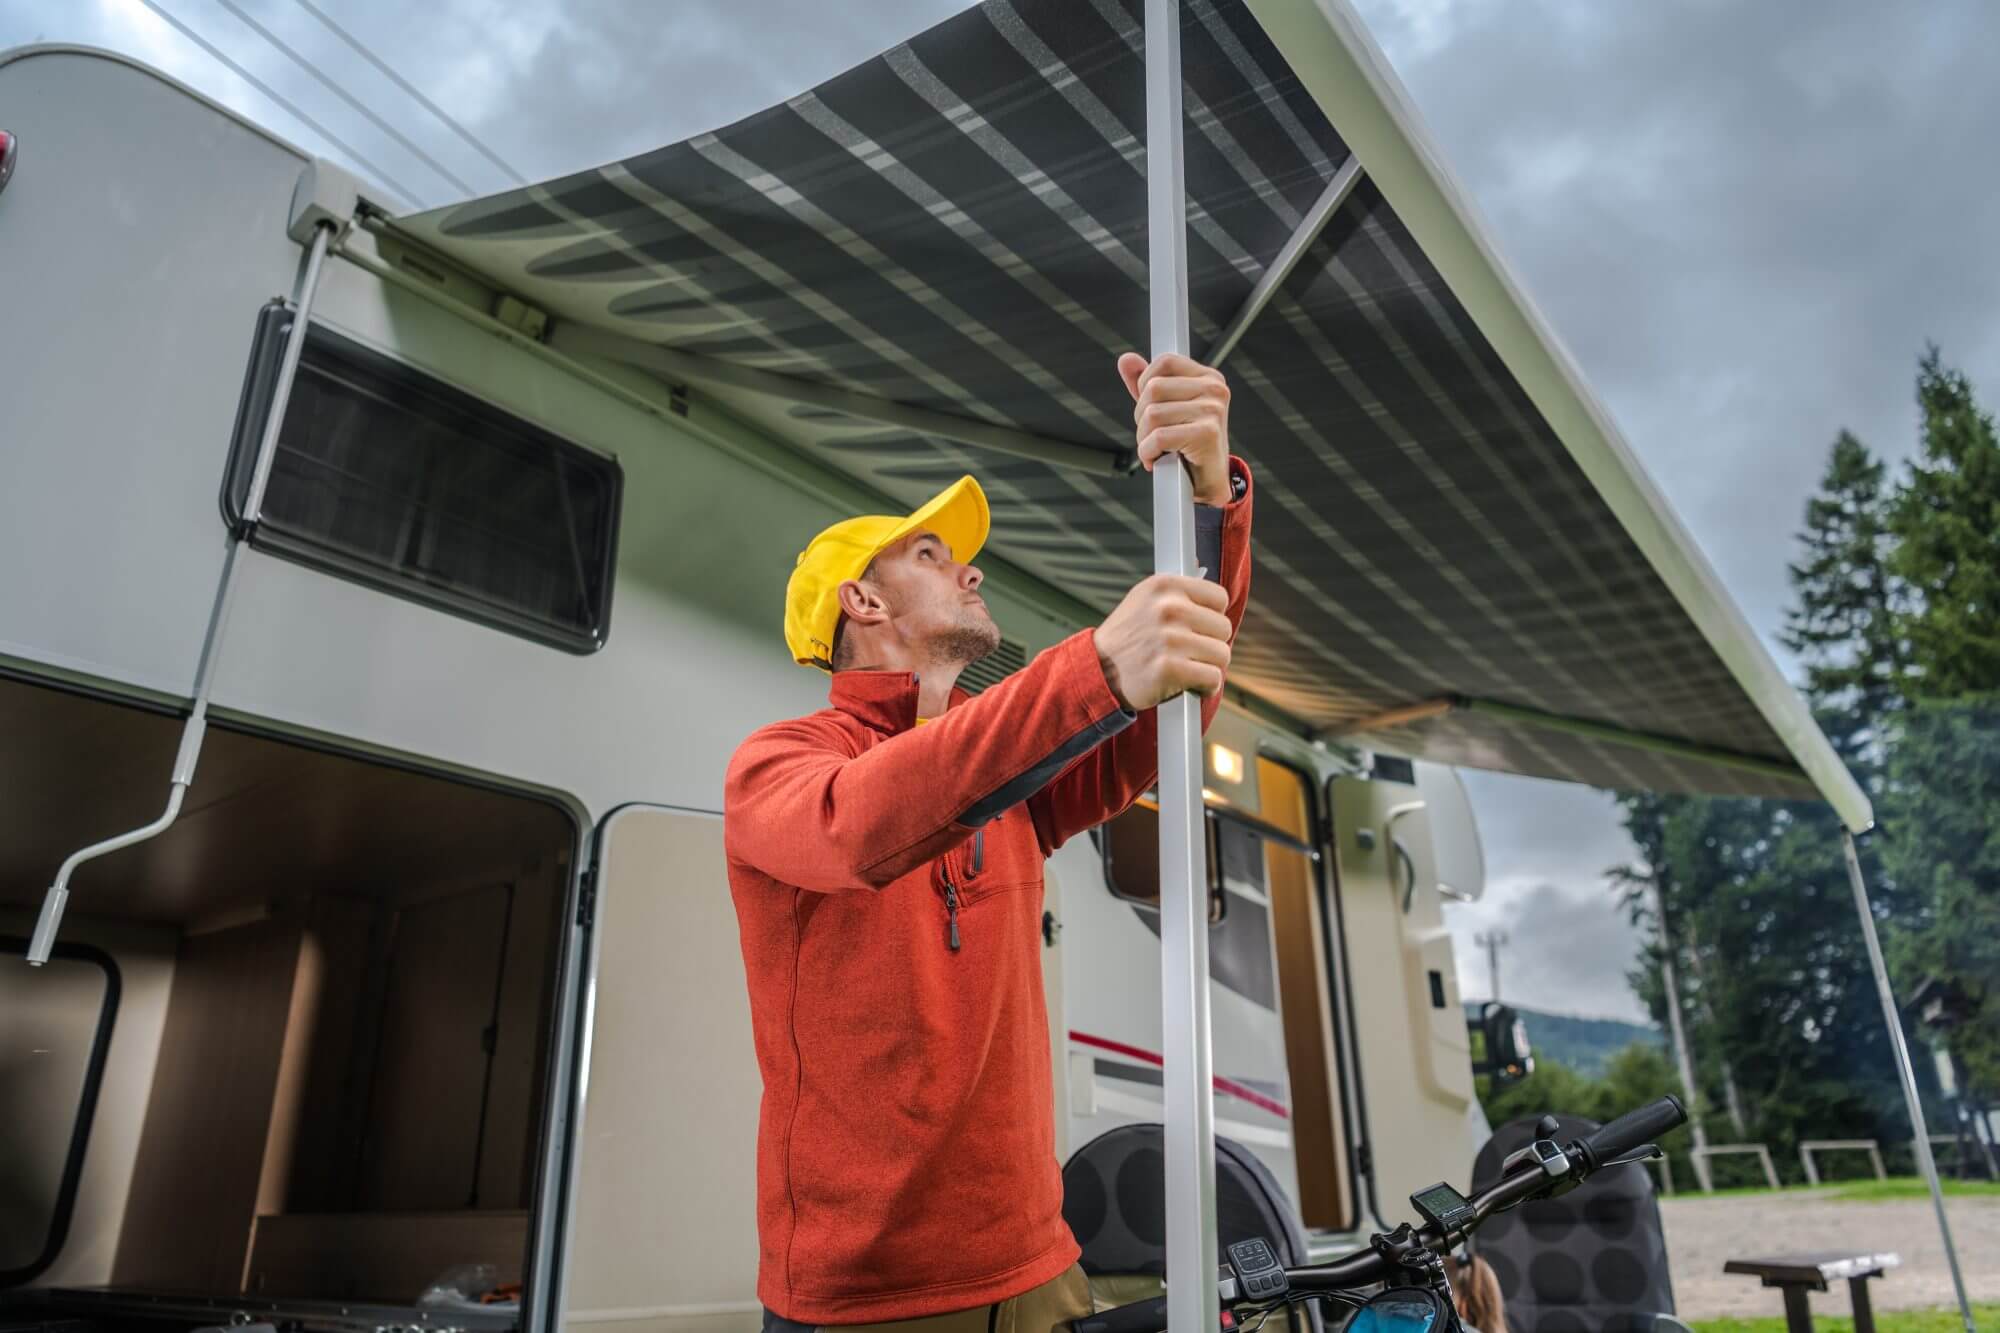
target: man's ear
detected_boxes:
[836,578,889,627]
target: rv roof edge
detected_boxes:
[547,323,1127,476]
[1242,0,1871,834]
[0,43,312,163]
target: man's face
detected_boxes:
[861,530,1000,665]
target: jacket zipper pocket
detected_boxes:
[942,878,962,952]
[972,829,984,877]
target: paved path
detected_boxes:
[1662,1190,1999,1320]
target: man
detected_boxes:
[724,352,1254,1333]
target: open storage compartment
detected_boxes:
[1,675,576,1330]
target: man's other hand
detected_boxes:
[1117,351,1233,507]
[1095,574,1232,710]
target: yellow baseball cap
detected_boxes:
[784,476,990,668]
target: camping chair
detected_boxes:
[1470,1112,1691,1333]
[1062,1124,1323,1332]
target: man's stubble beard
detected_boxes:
[927,610,1002,668]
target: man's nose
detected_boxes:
[959,562,984,592]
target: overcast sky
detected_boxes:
[7,0,1996,1024]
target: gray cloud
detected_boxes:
[431,0,971,189]
[1446,771,1648,1022]
[1352,0,2000,1020]
[1445,876,1651,1025]
[1353,0,2000,647]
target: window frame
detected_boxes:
[0,937,121,1288]
[221,302,625,655]
[1099,794,1228,925]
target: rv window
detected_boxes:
[0,939,118,1286]
[224,304,622,653]
[1100,797,1226,925]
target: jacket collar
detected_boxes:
[828,669,969,735]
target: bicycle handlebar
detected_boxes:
[1579,1093,1686,1169]
[1073,1095,1688,1331]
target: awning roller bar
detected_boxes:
[1340,695,1820,789]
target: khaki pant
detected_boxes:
[765,1264,1097,1333]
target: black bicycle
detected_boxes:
[1071,1094,1688,1333]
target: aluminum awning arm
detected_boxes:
[546,322,1129,475]
[30,211,341,964]
[1204,154,1366,368]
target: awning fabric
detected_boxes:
[400,0,1866,820]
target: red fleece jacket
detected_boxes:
[723,462,1252,1323]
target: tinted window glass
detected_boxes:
[1101,797,1225,925]
[226,306,621,652]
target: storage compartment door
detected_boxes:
[563,807,760,1333]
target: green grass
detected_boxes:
[1828,1177,2000,1202]
[1689,1305,1998,1332]
[1665,1176,2000,1203]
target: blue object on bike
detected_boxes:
[1346,1286,1455,1332]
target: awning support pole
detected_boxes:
[1841,828,1974,1333]
[1146,2,1219,1329]
[1204,154,1365,368]
[27,220,337,966]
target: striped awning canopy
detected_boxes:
[399,0,1867,826]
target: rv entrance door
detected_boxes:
[561,806,762,1331]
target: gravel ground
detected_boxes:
[1662,1190,2000,1320]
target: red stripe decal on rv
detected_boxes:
[1068,1030,1290,1119]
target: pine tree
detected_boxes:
[1877,344,2000,1097]
[1613,792,1902,1172]
[1605,424,1921,1168]
[1888,345,2000,699]
[1780,431,1905,770]
[1882,698,2000,1096]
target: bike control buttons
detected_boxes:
[1225,1237,1288,1299]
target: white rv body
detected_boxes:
[0,48,1486,1332]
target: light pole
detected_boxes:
[1652,884,1713,1191]
[1473,929,1507,1002]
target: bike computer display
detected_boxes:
[1408,1180,1476,1236]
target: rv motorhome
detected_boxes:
[0,2,1872,1331]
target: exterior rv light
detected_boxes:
[0,130,17,197]
[1208,742,1244,785]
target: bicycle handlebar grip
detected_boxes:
[1070,1295,1169,1333]
[1580,1094,1686,1166]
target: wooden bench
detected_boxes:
[1723,1252,1901,1333]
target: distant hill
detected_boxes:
[1466,1002,1663,1077]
